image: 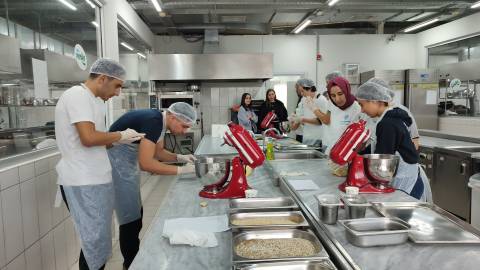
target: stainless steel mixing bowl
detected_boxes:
[363,154,400,184]
[194,156,231,186]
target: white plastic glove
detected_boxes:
[177,154,197,163]
[177,164,195,175]
[118,128,145,144]
[288,114,301,124]
[304,97,318,112]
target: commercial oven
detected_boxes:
[419,145,435,185]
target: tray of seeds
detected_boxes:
[229,211,309,231]
[232,229,329,264]
[229,197,299,213]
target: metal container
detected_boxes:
[339,218,411,247]
[232,229,329,264]
[194,156,230,186]
[362,154,399,185]
[342,195,370,219]
[234,260,337,270]
[315,194,341,225]
[229,197,299,213]
[372,202,480,243]
[229,211,309,231]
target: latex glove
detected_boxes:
[177,154,197,163]
[119,128,145,144]
[304,97,318,112]
[288,114,301,123]
[177,164,195,175]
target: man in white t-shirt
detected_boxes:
[55,58,144,270]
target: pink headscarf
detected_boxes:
[327,76,356,110]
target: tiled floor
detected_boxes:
[69,174,176,270]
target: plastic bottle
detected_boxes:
[265,137,275,160]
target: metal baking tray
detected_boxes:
[229,211,309,231]
[371,202,480,244]
[234,259,337,270]
[338,218,411,247]
[232,229,329,264]
[229,197,299,213]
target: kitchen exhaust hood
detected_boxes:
[148,53,273,81]
[0,35,22,74]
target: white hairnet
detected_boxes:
[355,81,393,103]
[325,71,343,83]
[367,78,396,99]
[167,102,197,125]
[90,58,127,81]
[296,78,315,88]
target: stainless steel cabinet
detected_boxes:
[433,148,473,221]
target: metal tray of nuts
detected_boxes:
[233,259,337,270]
[232,229,329,264]
[229,197,299,213]
[229,211,309,232]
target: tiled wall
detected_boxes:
[0,154,80,270]
[439,117,480,138]
[199,83,263,135]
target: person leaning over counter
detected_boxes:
[258,88,288,132]
[107,102,197,269]
[55,58,145,270]
[322,77,361,154]
[291,79,328,147]
[355,81,431,202]
[237,93,258,132]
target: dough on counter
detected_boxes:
[200,201,208,207]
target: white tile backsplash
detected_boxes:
[20,178,40,248]
[211,88,220,106]
[0,192,6,268]
[51,171,65,226]
[36,173,53,237]
[34,159,49,176]
[211,107,220,124]
[40,232,55,270]
[0,168,19,191]
[24,241,42,270]
[5,253,25,270]
[1,185,24,263]
[53,223,67,270]
[64,218,78,267]
[48,155,61,171]
[228,88,238,106]
[219,89,230,106]
[18,163,35,182]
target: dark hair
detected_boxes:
[266,89,276,102]
[241,93,252,108]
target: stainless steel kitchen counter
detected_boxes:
[0,146,59,172]
[130,136,480,270]
[420,136,480,149]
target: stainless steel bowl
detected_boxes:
[194,156,230,186]
[363,154,400,184]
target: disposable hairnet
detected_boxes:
[167,102,197,125]
[90,58,127,81]
[367,78,396,99]
[325,71,343,83]
[355,81,393,103]
[296,78,315,88]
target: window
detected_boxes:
[428,35,480,68]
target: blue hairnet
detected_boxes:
[296,78,315,88]
[167,102,197,125]
[356,81,393,103]
[90,58,127,81]
[325,71,343,83]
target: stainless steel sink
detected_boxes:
[273,150,326,160]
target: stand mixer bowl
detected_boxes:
[363,154,400,185]
[194,156,230,187]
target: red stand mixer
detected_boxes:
[260,111,283,139]
[195,122,265,199]
[329,120,398,193]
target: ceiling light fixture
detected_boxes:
[472,1,480,8]
[85,0,95,9]
[293,19,312,34]
[150,0,162,12]
[328,0,340,7]
[137,53,146,59]
[58,0,77,11]
[121,42,134,51]
[404,18,439,33]
[406,12,432,22]
[91,21,99,28]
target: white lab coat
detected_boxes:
[323,100,361,154]
[301,95,328,146]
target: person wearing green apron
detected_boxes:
[107,102,197,269]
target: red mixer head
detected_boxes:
[329,120,371,165]
[260,111,277,129]
[223,122,265,168]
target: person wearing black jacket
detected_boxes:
[258,88,288,132]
